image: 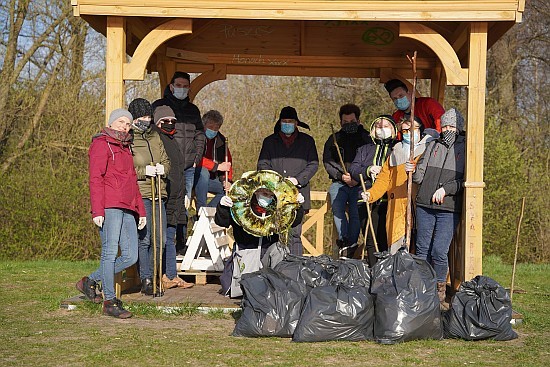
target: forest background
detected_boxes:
[0,0,548,264]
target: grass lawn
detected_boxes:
[0,256,548,367]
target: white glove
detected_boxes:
[184,195,191,210]
[145,165,156,177]
[369,165,382,176]
[220,195,233,207]
[404,161,416,173]
[137,217,147,230]
[93,216,104,228]
[287,177,299,186]
[361,191,370,203]
[432,187,446,204]
[155,163,165,176]
[297,193,305,204]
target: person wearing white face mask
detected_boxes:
[349,115,397,265]
[384,79,445,133]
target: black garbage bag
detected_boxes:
[443,275,518,341]
[273,254,336,290]
[232,268,306,337]
[293,284,374,342]
[371,249,442,344]
[329,258,371,288]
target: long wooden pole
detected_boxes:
[150,166,157,296]
[331,125,347,175]
[157,172,164,297]
[404,51,417,251]
[224,137,229,193]
[359,174,379,255]
[510,197,525,303]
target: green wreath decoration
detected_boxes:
[229,170,299,237]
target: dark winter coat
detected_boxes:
[413,135,466,213]
[257,131,319,210]
[323,124,372,182]
[152,86,205,169]
[199,131,233,181]
[159,131,187,226]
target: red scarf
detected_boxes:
[278,131,297,148]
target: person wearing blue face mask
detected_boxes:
[384,79,445,133]
[258,106,319,256]
[194,110,233,212]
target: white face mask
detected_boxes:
[375,127,393,140]
[173,87,189,100]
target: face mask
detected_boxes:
[257,195,273,208]
[172,87,189,100]
[205,128,218,139]
[159,122,175,135]
[441,130,457,146]
[375,127,393,140]
[402,131,420,144]
[394,96,410,111]
[280,122,296,135]
[132,119,151,133]
[342,123,359,134]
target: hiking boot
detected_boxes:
[103,298,132,319]
[437,282,450,311]
[76,276,103,303]
[141,278,153,296]
[171,276,194,289]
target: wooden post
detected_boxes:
[463,22,488,280]
[105,16,126,125]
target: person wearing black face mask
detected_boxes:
[322,104,373,258]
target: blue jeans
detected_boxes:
[164,225,178,279]
[184,166,195,203]
[89,208,139,301]
[328,182,361,244]
[415,206,460,282]
[194,167,225,212]
[137,199,166,280]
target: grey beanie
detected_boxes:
[108,108,133,127]
[440,108,465,132]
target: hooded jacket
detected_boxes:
[392,97,445,132]
[152,86,205,169]
[89,130,145,218]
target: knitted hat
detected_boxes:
[153,105,176,124]
[108,108,133,127]
[384,79,408,94]
[170,71,190,84]
[440,108,465,132]
[128,98,152,120]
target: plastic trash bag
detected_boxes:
[371,249,443,344]
[293,284,374,342]
[443,275,518,341]
[329,258,371,288]
[233,268,306,337]
[273,254,336,290]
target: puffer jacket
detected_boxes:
[89,132,145,218]
[413,135,465,213]
[159,131,187,226]
[152,86,205,169]
[131,126,170,200]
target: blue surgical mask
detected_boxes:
[394,96,410,111]
[280,122,296,135]
[173,87,188,100]
[205,128,218,139]
[402,131,420,144]
[257,195,273,208]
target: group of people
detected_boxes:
[77,72,465,317]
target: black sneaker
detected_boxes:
[103,298,132,319]
[76,276,103,303]
[141,278,153,296]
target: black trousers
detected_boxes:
[359,201,388,267]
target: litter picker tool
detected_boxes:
[510,197,525,303]
[150,164,158,296]
[224,137,229,193]
[156,169,164,297]
[359,173,379,259]
[331,125,347,175]
[404,51,417,251]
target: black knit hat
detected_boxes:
[128,98,152,120]
[384,79,408,94]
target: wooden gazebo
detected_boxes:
[72,0,525,284]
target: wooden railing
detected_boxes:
[301,190,331,256]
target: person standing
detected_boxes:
[322,104,372,258]
[384,79,445,132]
[152,71,205,214]
[194,110,233,212]
[407,108,466,309]
[76,108,146,318]
[257,106,319,255]
[349,115,397,266]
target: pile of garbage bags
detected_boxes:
[232,249,517,343]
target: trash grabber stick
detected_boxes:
[157,171,164,297]
[150,164,158,296]
[510,197,525,303]
[359,173,379,255]
[331,125,348,175]
[224,137,229,193]
[404,51,418,251]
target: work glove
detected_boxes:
[137,217,147,230]
[432,187,446,204]
[145,165,156,177]
[369,165,382,176]
[92,216,104,228]
[287,177,299,186]
[361,191,370,203]
[220,195,233,207]
[297,193,305,204]
[404,161,416,173]
[155,163,165,176]
[184,195,191,210]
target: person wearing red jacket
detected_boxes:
[76,108,146,319]
[194,110,233,212]
[384,79,445,132]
